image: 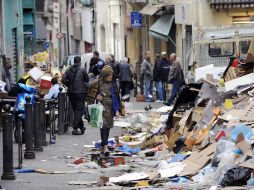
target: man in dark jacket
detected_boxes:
[164,53,185,106]
[119,57,132,99]
[159,51,171,101]
[62,56,89,135]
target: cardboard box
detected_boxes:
[40,76,52,89]
[165,132,181,151]
[28,67,44,82]
[141,135,168,149]
[192,107,205,123]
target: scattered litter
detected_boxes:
[109,172,149,183]
[67,181,98,185]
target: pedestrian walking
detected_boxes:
[119,57,132,101]
[87,65,123,156]
[164,53,185,106]
[141,51,154,102]
[105,55,119,82]
[62,56,89,135]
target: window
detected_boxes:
[240,40,251,55]
[209,42,234,57]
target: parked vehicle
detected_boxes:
[188,24,254,82]
[62,54,80,72]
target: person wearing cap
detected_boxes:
[141,51,154,102]
[87,65,123,156]
[89,51,105,77]
[159,51,171,101]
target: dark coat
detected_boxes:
[159,59,171,82]
[64,63,89,94]
[168,60,185,85]
[119,62,132,82]
[153,58,161,82]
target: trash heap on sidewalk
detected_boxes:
[79,59,254,189]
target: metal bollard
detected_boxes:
[24,96,35,159]
[57,87,65,135]
[40,99,47,146]
[1,104,15,180]
[33,96,43,152]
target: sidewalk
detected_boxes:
[0,101,164,190]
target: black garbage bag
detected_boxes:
[221,166,252,187]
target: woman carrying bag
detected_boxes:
[87,65,124,156]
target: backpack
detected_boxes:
[61,66,80,87]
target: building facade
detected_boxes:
[95,0,125,61]
[1,0,25,82]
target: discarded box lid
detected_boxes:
[28,67,44,82]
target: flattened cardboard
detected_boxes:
[192,107,205,123]
[236,140,251,154]
[179,109,193,126]
[240,159,254,169]
[180,143,216,176]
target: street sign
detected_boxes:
[56,32,63,39]
[43,41,50,49]
[131,12,142,28]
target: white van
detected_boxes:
[188,24,254,82]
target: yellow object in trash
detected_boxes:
[33,51,49,62]
[224,99,233,109]
[219,79,225,86]
[135,181,149,187]
[123,135,131,142]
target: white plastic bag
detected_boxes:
[88,104,103,128]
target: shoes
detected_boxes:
[100,145,110,157]
[80,127,86,135]
[155,100,163,103]
[72,129,82,135]
[163,101,171,106]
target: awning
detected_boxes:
[139,4,164,16]
[149,14,175,41]
[210,0,254,9]
[23,12,34,25]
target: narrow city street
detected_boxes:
[0,101,163,190]
[1,0,254,189]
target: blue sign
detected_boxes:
[131,12,142,27]
[43,42,50,49]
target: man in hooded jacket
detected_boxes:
[62,56,89,135]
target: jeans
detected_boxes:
[167,80,182,106]
[144,79,153,101]
[100,127,110,146]
[155,81,163,101]
[69,93,86,130]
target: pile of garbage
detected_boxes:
[77,58,254,189]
